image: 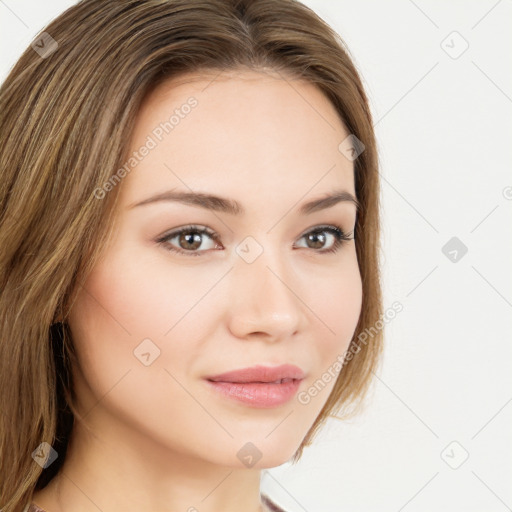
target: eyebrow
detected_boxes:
[128,188,359,215]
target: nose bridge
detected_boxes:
[228,235,303,338]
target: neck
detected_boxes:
[32,411,267,512]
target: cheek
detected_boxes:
[293,257,362,411]
[65,251,215,436]
[65,260,139,401]
[74,247,199,341]
[66,247,219,380]
[310,254,363,363]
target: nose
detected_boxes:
[227,244,304,342]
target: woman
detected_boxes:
[0,1,383,511]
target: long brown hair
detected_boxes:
[0,1,383,510]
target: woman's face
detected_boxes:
[67,69,362,468]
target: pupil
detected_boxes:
[181,232,201,250]
[309,232,325,249]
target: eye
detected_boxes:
[295,225,354,254]
[156,224,354,257]
[156,225,220,257]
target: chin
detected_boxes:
[239,439,303,469]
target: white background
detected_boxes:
[1,1,511,511]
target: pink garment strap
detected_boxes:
[261,493,287,512]
[28,504,47,512]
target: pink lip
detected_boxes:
[204,364,305,408]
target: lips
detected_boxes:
[204,364,306,408]
[205,364,305,384]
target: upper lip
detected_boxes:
[205,364,305,383]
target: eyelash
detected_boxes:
[155,224,354,257]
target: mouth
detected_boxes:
[205,364,305,383]
[204,364,305,408]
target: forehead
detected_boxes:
[119,69,355,213]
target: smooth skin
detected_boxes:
[33,68,362,512]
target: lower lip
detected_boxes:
[205,379,302,408]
